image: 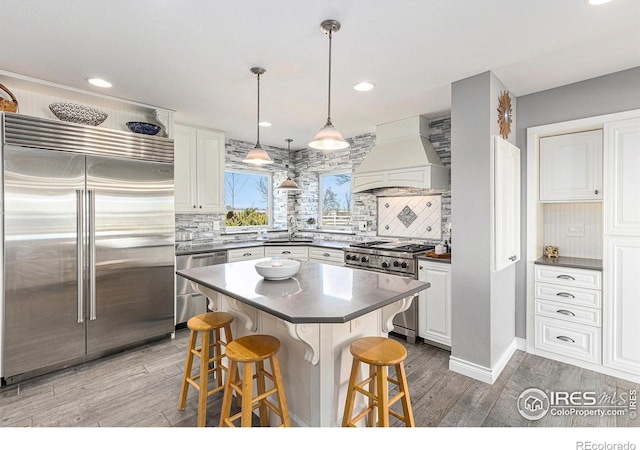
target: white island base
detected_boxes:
[197,285,414,427]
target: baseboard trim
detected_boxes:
[449,339,518,385]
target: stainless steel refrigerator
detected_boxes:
[1,114,175,385]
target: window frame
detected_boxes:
[224,169,273,230]
[318,170,352,230]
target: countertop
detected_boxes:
[534,256,603,271]
[417,254,451,264]
[176,259,429,324]
[176,239,352,256]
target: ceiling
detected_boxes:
[1,0,639,148]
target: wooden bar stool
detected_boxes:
[219,334,290,427]
[178,311,234,427]
[342,336,415,427]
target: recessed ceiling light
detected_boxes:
[258,121,271,127]
[587,0,613,5]
[86,78,112,88]
[353,81,375,92]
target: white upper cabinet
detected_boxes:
[604,118,640,236]
[491,135,521,272]
[174,124,225,213]
[539,130,603,202]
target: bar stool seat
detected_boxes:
[219,334,290,427]
[342,336,415,427]
[178,311,234,427]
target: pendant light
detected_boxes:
[242,67,274,165]
[308,20,350,151]
[277,139,301,191]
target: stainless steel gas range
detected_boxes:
[343,240,435,343]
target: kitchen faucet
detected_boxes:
[288,216,297,240]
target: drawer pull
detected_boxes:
[556,335,575,344]
[282,250,291,254]
[556,292,575,299]
[322,253,331,257]
[243,252,252,257]
[556,309,576,317]
[556,275,575,281]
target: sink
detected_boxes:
[264,239,314,244]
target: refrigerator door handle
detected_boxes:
[88,189,97,321]
[76,189,85,323]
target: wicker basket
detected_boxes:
[0,83,18,113]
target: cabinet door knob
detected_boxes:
[199,205,202,208]
[594,189,599,195]
[193,205,196,208]
[556,335,575,344]
[323,253,330,257]
[243,253,252,257]
[282,250,291,254]
[556,309,576,317]
[556,292,575,299]
[419,266,423,270]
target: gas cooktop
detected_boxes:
[349,241,434,253]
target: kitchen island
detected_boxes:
[177,259,429,427]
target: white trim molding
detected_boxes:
[449,338,518,384]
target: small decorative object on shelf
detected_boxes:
[126,121,161,135]
[49,102,108,126]
[544,245,559,258]
[0,83,19,112]
[497,90,513,139]
[306,217,317,228]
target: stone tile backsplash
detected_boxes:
[176,116,452,248]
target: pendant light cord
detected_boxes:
[326,28,333,126]
[256,71,261,145]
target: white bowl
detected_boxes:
[255,259,300,280]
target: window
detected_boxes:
[319,172,352,229]
[224,170,271,227]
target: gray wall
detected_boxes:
[514,66,640,338]
[451,70,518,370]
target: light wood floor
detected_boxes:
[0,328,638,428]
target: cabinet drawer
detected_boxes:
[535,299,601,327]
[535,316,601,364]
[308,247,344,264]
[264,246,308,260]
[534,282,601,309]
[534,265,601,290]
[227,247,265,262]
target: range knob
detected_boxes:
[361,256,368,263]
[393,261,400,267]
[382,261,389,268]
[401,262,408,269]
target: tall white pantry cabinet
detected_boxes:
[603,117,640,376]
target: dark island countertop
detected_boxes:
[176,259,429,324]
[176,239,351,256]
[534,256,603,271]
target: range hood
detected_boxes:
[352,115,449,192]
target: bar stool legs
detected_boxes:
[219,334,290,427]
[178,312,234,427]
[342,336,415,427]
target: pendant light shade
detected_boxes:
[308,20,350,151]
[243,67,274,165]
[277,139,301,191]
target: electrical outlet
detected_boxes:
[213,221,221,231]
[358,221,367,232]
[567,224,584,237]
[350,318,362,332]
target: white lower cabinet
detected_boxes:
[417,260,452,347]
[227,247,265,262]
[534,265,602,365]
[308,247,344,266]
[264,246,308,261]
[603,236,640,374]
